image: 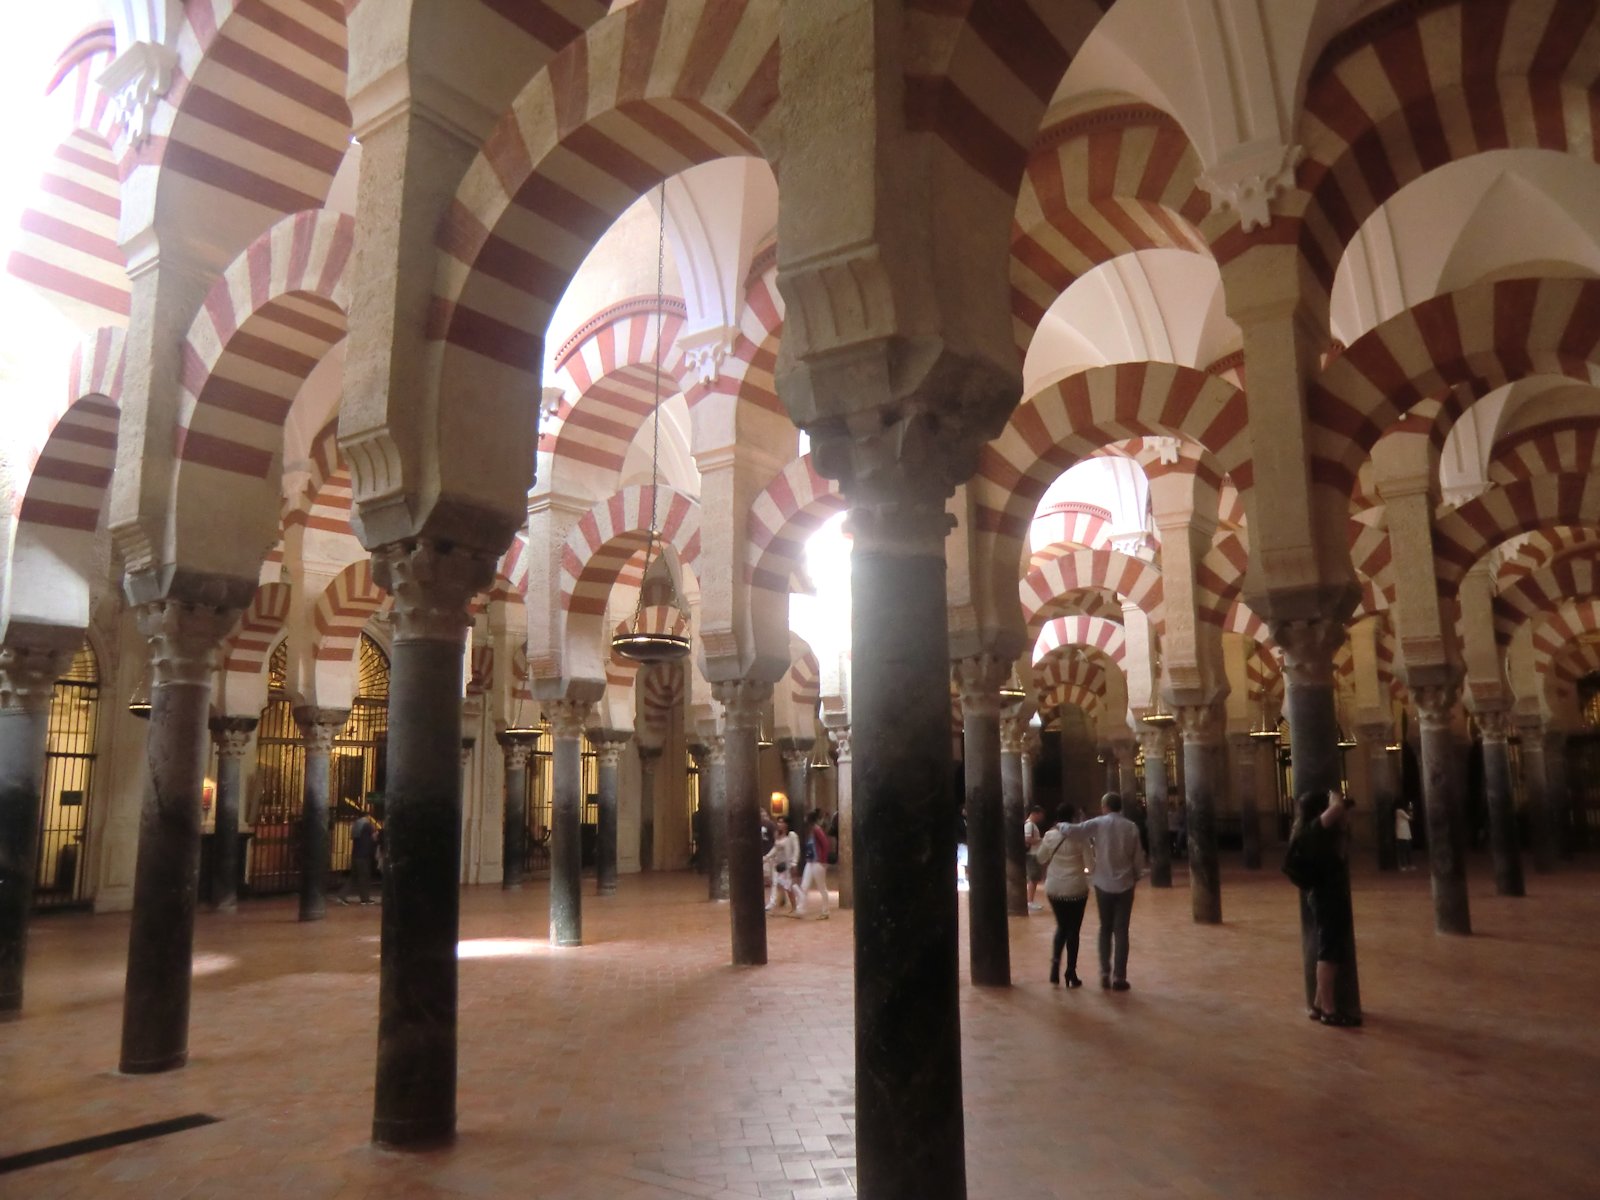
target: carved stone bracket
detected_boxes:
[1272,616,1346,689]
[1413,682,1462,732]
[99,40,179,147]
[1174,702,1224,745]
[544,699,593,740]
[497,732,535,769]
[712,678,773,731]
[137,600,235,688]
[0,640,74,713]
[954,654,1010,720]
[210,715,259,760]
[1198,140,1304,232]
[1475,708,1512,745]
[371,540,496,644]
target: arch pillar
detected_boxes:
[1000,713,1030,915]
[956,654,1010,986]
[544,699,594,947]
[592,731,629,897]
[712,679,773,966]
[498,733,533,890]
[1175,702,1225,923]
[1413,679,1472,935]
[1356,723,1398,872]
[823,715,852,911]
[1476,710,1525,898]
[208,716,257,912]
[1516,717,1558,872]
[293,707,349,923]
[1228,732,1262,869]
[0,630,79,1018]
[1138,728,1172,887]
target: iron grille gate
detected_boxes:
[33,644,99,911]
[521,724,597,877]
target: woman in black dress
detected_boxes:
[1286,788,1356,1026]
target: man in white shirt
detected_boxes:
[1059,792,1144,990]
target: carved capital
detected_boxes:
[497,733,534,770]
[706,735,727,767]
[1475,708,1512,745]
[137,600,234,688]
[294,707,349,754]
[954,654,1011,719]
[1138,727,1170,757]
[637,743,664,767]
[0,640,74,713]
[1271,617,1346,689]
[543,698,593,740]
[712,678,773,731]
[1174,702,1224,745]
[1198,140,1304,233]
[99,40,179,147]
[825,724,851,764]
[1000,715,1028,755]
[371,540,495,645]
[210,715,259,760]
[1413,682,1462,732]
[589,729,631,768]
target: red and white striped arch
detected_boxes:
[1532,598,1600,682]
[1033,615,1126,667]
[1307,277,1600,498]
[176,209,355,485]
[1434,474,1600,594]
[312,558,389,666]
[637,658,687,744]
[1244,640,1284,706]
[135,1,350,245]
[694,260,785,418]
[1011,104,1210,352]
[222,581,293,677]
[1027,499,1114,555]
[974,362,1250,545]
[1195,532,1248,628]
[1295,0,1600,298]
[8,24,125,330]
[1497,525,1600,585]
[1487,417,1600,486]
[431,0,779,389]
[283,419,356,537]
[745,455,846,590]
[1021,546,1165,639]
[560,485,701,618]
[1493,547,1600,643]
[784,648,821,716]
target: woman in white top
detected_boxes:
[1034,804,1092,986]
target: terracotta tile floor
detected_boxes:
[3,856,1598,1199]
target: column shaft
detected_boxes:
[547,705,587,947]
[1361,729,1397,872]
[1479,721,1525,898]
[716,680,769,966]
[595,738,624,896]
[827,723,853,911]
[499,737,530,889]
[704,739,729,901]
[1418,694,1471,935]
[294,708,346,923]
[1178,706,1223,924]
[1000,718,1027,916]
[958,656,1009,985]
[851,507,964,1198]
[209,718,256,912]
[1519,726,1557,873]
[638,748,657,872]
[1230,735,1261,870]
[1140,733,1172,887]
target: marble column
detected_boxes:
[1000,714,1029,916]
[1415,684,1471,935]
[1477,711,1525,898]
[956,654,1010,986]
[294,707,348,923]
[1138,728,1172,887]
[209,717,257,912]
[369,541,492,1147]
[498,734,532,890]
[0,636,75,1018]
[702,736,729,901]
[1276,617,1361,1020]
[849,497,965,1199]
[119,600,235,1074]
[1517,719,1557,873]
[546,700,590,947]
[783,741,812,824]
[1176,703,1224,925]
[1229,733,1262,869]
[1256,726,1284,843]
[1358,724,1397,872]
[714,679,771,966]
[637,744,661,872]
[593,733,626,896]
[1114,740,1137,806]
[825,719,853,911]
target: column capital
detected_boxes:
[1174,702,1224,745]
[1475,708,1512,745]
[543,698,593,740]
[497,731,535,768]
[0,639,74,712]
[1138,726,1170,756]
[137,599,235,687]
[712,678,773,730]
[953,653,1010,720]
[999,715,1028,754]
[637,742,665,766]
[1413,681,1462,732]
[1270,616,1346,688]
[210,715,259,759]
[371,539,496,644]
[825,724,851,764]
[781,746,812,771]
[588,729,631,768]
[293,706,349,754]
[705,734,727,767]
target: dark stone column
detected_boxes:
[1415,683,1471,935]
[119,600,235,1073]
[1000,714,1028,916]
[593,732,626,896]
[956,654,1010,986]
[369,541,492,1148]
[849,498,966,1200]
[1229,733,1262,869]
[545,699,591,947]
[1275,617,1361,1020]
[1138,728,1172,887]
[782,741,812,824]
[1544,730,1573,858]
[293,707,347,923]
[0,635,75,1019]
[1518,719,1557,872]
[1113,739,1136,806]
[209,717,257,912]
[701,736,729,900]
[1478,711,1525,897]
[824,718,853,910]
[1176,703,1224,924]
[498,734,532,889]
[1358,723,1397,872]
[714,679,771,966]
[637,744,660,871]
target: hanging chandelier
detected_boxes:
[611,180,691,666]
[1248,694,1280,742]
[127,663,153,718]
[999,666,1027,705]
[1140,692,1175,727]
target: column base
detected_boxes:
[372,1116,456,1149]
[598,883,617,897]
[119,1050,188,1075]
[299,907,327,923]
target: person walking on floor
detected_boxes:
[1394,801,1415,870]
[797,809,831,919]
[1034,803,1091,986]
[764,815,801,915]
[339,805,380,906]
[1058,792,1144,990]
[1024,804,1046,911]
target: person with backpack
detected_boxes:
[797,808,831,919]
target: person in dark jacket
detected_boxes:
[1287,789,1356,1026]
